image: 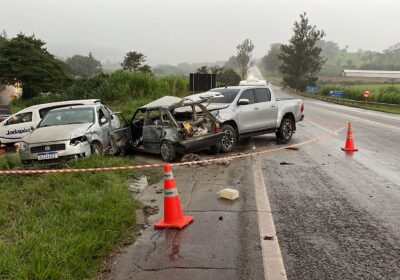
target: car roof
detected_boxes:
[140,96,182,110]
[49,104,98,112]
[17,99,100,113]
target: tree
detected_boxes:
[316,40,340,59]
[236,39,254,79]
[66,53,102,77]
[121,51,151,73]
[196,66,209,74]
[0,33,69,98]
[210,65,224,75]
[217,68,241,86]
[224,55,239,70]
[279,13,326,90]
[261,43,283,72]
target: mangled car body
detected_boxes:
[19,104,121,165]
[119,96,223,162]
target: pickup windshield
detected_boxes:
[39,107,95,127]
[208,88,240,103]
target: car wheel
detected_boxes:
[276,118,294,144]
[220,124,236,153]
[160,140,177,162]
[91,142,103,155]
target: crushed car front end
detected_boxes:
[19,136,91,165]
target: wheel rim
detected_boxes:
[161,143,170,159]
[222,129,234,150]
[282,121,293,139]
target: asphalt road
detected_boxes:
[258,86,400,279]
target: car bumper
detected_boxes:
[178,132,223,153]
[19,140,91,165]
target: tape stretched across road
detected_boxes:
[0,126,347,175]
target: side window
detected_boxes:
[98,109,106,125]
[240,89,255,104]
[144,109,162,126]
[5,112,33,125]
[100,107,111,120]
[254,88,271,103]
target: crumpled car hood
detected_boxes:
[23,123,93,143]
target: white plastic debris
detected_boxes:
[129,176,148,193]
[217,188,240,200]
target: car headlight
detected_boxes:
[20,142,29,152]
[70,136,88,146]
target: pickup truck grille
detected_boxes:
[30,144,66,153]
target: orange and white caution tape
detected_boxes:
[0,126,346,175]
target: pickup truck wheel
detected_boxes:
[277,118,294,144]
[220,124,236,153]
[160,140,177,162]
[91,142,103,155]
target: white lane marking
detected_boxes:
[306,104,400,132]
[253,156,287,280]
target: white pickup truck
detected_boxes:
[191,85,304,152]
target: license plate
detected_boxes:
[38,152,59,160]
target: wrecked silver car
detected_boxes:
[119,96,224,162]
[19,104,122,165]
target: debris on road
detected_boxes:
[218,216,223,221]
[285,147,300,151]
[263,235,275,240]
[181,153,201,162]
[143,205,159,216]
[155,189,163,194]
[129,176,148,193]
[217,159,231,166]
[280,162,295,165]
[217,188,239,200]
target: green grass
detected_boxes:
[299,93,400,114]
[314,83,400,105]
[0,155,140,280]
[10,71,189,114]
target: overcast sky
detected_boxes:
[1,0,399,65]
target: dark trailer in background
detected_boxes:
[189,73,216,94]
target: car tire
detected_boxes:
[220,124,236,153]
[4,143,15,147]
[160,140,177,162]
[91,142,103,155]
[276,118,294,144]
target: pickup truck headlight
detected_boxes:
[70,136,88,146]
[20,142,29,152]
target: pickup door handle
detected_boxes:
[270,105,276,108]
[254,107,259,110]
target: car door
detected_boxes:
[142,109,163,153]
[97,107,112,151]
[254,88,278,129]
[237,89,265,132]
[1,111,34,142]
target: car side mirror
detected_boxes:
[100,117,107,125]
[237,99,250,106]
[30,126,35,131]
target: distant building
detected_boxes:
[343,69,400,79]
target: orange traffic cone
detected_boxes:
[341,122,358,152]
[154,163,194,229]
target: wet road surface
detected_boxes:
[260,86,400,279]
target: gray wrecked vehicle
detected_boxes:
[116,96,224,162]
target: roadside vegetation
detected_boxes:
[0,155,140,279]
